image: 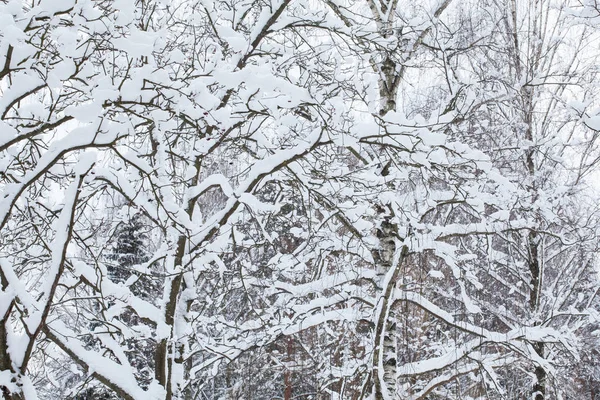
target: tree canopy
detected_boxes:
[1,0,600,399]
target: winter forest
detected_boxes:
[3,0,600,399]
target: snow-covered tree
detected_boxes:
[1,0,600,400]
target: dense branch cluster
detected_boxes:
[1,0,600,399]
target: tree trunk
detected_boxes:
[529,230,545,400]
[284,336,294,400]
